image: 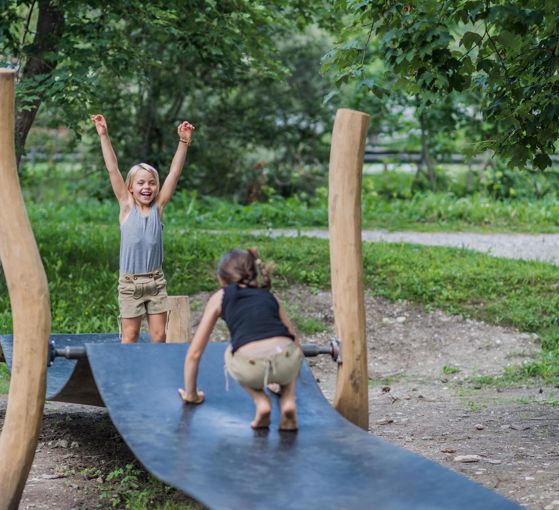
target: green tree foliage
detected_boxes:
[0,0,329,193]
[323,0,559,170]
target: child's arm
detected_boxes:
[157,121,195,210]
[90,114,129,205]
[179,289,223,404]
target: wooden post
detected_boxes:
[329,108,370,430]
[166,296,191,343]
[0,70,51,509]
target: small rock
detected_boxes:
[376,418,394,425]
[454,455,482,463]
[441,448,457,454]
[421,436,434,441]
[474,424,484,430]
[70,441,80,449]
[486,459,502,464]
[381,386,391,393]
[96,477,104,484]
[41,473,65,480]
[510,423,531,431]
[395,316,406,323]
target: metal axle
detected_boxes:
[48,339,341,365]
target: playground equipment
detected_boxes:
[0,69,51,510]
[0,70,522,509]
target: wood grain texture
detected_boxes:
[166,296,191,343]
[0,69,51,510]
[328,108,370,430]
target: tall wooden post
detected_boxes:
[166,295,191,343]
[329,108,370,430]
[0,69,51,509]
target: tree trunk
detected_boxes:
[15,0,64,167]
[412,108,437,191]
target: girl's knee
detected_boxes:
[151,332,166,343]
[121,331,140,344]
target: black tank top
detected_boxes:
[221,284,295,352]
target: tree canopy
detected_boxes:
[323,0,559,170]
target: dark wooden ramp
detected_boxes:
[0,335,523,510]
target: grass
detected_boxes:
[1,219,558,383]
[2,167,559,388]
[23,174,559,234]
[99,464,201,509]
[0,363,9,393]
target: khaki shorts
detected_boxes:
[118,269,168,319]
[225,342,303,390]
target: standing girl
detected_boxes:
[91,114,195,344]
[179,248,303,431]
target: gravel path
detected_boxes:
[254,229,559,265]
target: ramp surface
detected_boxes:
[0,333,148,405]
[0,334,523,509]
[86,342,522,510]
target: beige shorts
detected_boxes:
[225,342,303,390]
[118,269,168,319]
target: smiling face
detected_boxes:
[125,164,160,206]
[131,169,158,205]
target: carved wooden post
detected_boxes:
[0,69,51,509]
[166,296,191,343]
[329,108,370,430]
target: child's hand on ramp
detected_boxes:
[178,388,205,405]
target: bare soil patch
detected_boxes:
[1,287,558,509]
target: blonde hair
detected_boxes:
[125,163,160,198]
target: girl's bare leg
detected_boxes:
[279,378,298,431]
[121,317,142,344]
[241,386,272,429]
[147,312,167,343]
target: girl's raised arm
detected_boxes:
[91,114,129,205]
[157,121,195,211]
[179,288,223,404]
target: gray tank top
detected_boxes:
[119,205,163,274]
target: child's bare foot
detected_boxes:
[251,395,272,429]
[279,399,298,431]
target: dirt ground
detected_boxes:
[1,287,558,510]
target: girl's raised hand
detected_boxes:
[91,114,108,136]
[177,120,195,144]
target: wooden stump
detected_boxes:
[0,69,51,510]
[166,296,191,343]
[328,108,370,430]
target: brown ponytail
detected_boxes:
[247,247,274,289]
[217,247,274,289]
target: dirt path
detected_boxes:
[253,229,559,265]
[1,287,558,509]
